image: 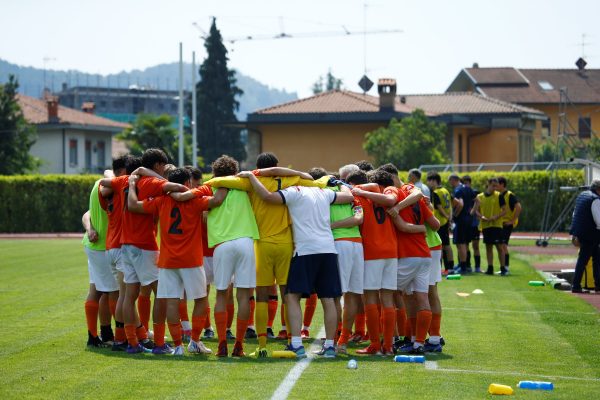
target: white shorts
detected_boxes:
[364,258,397,291]
[121,244,159,286]
[335,241,364,294]
[85,247,118,292]
[428,250,442,286]
[107,247,126,276]
[213,237,256,290]
[397,257,431,294]
[203,256,214,285]
[157,267,207,300]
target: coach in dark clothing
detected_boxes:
[570,180,600,293]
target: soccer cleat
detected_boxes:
[87,334,108,348]
[276,329,288,340]
[474,267,482,273]
[188,339,212,354]
[216,341,228,357]
[398,342,415,354]
[140,338,155,349]
[485,266,494,275]
[126,343,152,354]
[203,328,215,339]
[300,329,310,339]
[356,345,383,355]
[254,347,269,358]
[182,329,192,343]
[349,332,366,343]
[440,337,446,346]
[172,345,185,356]
[499,266,508,276]
[409,345,425,355]
[313,345,336,358]
[226,329,236,341]
[337,344,348,355]
[111,341,128,352]
[245,327,257,339]
[381,347,395,356]
[284,344,307,359]
[266,327,276,339]
[423,341,443,353]
[152,344,175,355]
[232,342,245,357]
[441,269,450,276]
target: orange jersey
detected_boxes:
[384,185,432,258]
[121,176,166,250]
[356,186,398,260]
[143,195,210,268]
[104,175,128,250]
[193,185,214,257]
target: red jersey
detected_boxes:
[384,185,432,258]
[143,195,210,268]
[193,185,214,257]
[121,176,166,250]
[103,175,128,250]
[355,186,398,260]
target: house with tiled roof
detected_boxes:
[447,62,600,141]
[17,94,129,174]
[245,80,545,171]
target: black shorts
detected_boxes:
[471,226,481,241]
[286,253,342,299]
[501,225,513,244]
[452,221,472,245]
[482,227,503,245]
[438,223,450,246]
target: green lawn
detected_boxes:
[0,239,599,399]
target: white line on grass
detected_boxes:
[444,306,597,315]
[270,325,326,400]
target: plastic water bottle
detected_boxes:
[488,383,514,395]
[347,359,358,369]
[447,274,461,280]
[393,355,425,363]
[528,281,545,286]
[517,381,553,390]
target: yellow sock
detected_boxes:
[256,301,268,348]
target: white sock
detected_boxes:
[428,336,441,345]
[181,320,191,331]
[248,325,255,330]
[324,339,334,348]
[302,325,310,330]
[411,336,416,342]
[291,336,302,348]
[414,341,423,347]
[281,325,287,330]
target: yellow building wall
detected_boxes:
[467,128,519,164]
[257,123,382,172]
[531,104,600,140]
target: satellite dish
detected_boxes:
[358,75,374,93]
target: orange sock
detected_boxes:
[136,325,148,341]
[396,308,407,337]
[248,297,256,326]
[364,303,381,350]
[168,322,182,346]
[226,304,235,329]
[108,299,117,318]
[215,311,227,342]
[338,327,352,346]
[382,307,396,350]
[415,310,433,344]
[303,294,318,328]
[115,325,126,343]
[235,317,249,346]
[192,315,206,342]
[204,306,212,329]
[409,317,417,338]
[153,322,165,347]
[84,300,99,337]
[268,297,278,327]
[354,312,366,334]
[179,300,189,323]
[280,303,286,327]
[378,303,383,333]
[137,294,151,331]
[429,313,442,337]
[125,324,138,347]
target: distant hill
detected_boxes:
[0,58,297,120]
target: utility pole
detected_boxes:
[178,42,184,167]
[192,51,198,168]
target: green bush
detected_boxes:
[0,175,100,232]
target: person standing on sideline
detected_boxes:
[497,176,522,274]
[408,168,430,199]
[570,180,600,293]
[450,174,474,274]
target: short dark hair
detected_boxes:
[461,175,472,184]
[408,168,421,180]
[369,169,394,187]
[346,170,368,185]
[355,160,374,172]
[142,148,168,169]
[427,171,441,185]
[212,155,239,177]
[256,152,279,169]
[125,157,142,174]
[168,167,191,185]
[378,163,399,176]
[487,177,499,184]
[185,165,203,181]
[112,155,130,172]
[449,173,460,181]
[497,176,507,186]
[308,167,328,180]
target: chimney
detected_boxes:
[47,96,59,123]
[378,78,397,112]
[82,102,95,114]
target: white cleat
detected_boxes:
[188,339,212,354]
[173,345,185,356]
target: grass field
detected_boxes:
[1,239,599,399]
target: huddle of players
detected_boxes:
[83,147,486,358]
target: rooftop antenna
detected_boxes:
[358,2,374,94]
[580,33,590,59]
[42,56,56,94]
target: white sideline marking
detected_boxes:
[425,364,600,382]
[445,306,597,315]
[424,361,438,370]
[270,325,327,400]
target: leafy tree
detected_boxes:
[0,75,40,174]
[194,18,245,169]
[363,109,450,170]
[312,69,343,94]
[117,113,195,164]
[534,136,600,162]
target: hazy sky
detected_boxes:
[2,0,598,97]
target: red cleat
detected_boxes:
[356,344,383,355]
[349,332,365,343]
[300,329,310,339]
[216,340,228,357]
[276,329,288,340]
[231,342,245,357]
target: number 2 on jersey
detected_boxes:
[168,207,183,234]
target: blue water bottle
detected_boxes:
[393,355,425,363]
[517,381,554,390]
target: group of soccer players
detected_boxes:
[81,147,519,358]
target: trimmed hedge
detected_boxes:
[0,170,584,233]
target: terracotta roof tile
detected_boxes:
[402,92,544,115]
[17,94,129,129]
[466,67,529,85]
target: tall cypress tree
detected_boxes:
[195,18,245,168]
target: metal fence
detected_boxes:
[418,161,585,173]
